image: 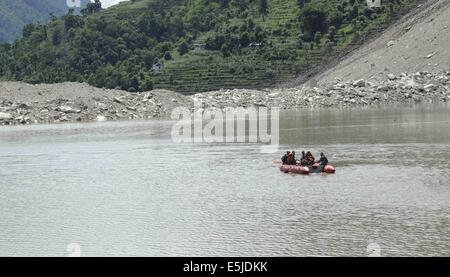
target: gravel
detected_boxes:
[0,70,448,126]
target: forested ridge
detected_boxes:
[0,0,424,93]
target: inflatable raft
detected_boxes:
[280,164,336,175]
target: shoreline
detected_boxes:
[1,102,448,132]
[1,70,449,126]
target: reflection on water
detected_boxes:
[0,103,449,256]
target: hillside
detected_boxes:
[0,0,427,93]
[307,0,450,84]
[2,0,450,125]
[0,0,89,43]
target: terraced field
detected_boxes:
[148,0,424,93]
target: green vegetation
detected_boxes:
[0,0,424,93]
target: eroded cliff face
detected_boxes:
[310,0,450,84]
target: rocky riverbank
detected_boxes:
[0,70,449,126]
[196,70,450,110]
[0,82,193,125]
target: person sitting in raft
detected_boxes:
[306,151,315,166]
[300,151,307,166]
[291,151,297,165]
[287,151,296,165]
[318,153,328,166]
[281,151,290,165]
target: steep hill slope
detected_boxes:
[309,0,450,84]
[0,0,427,93]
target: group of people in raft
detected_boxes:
[281,151,328,167]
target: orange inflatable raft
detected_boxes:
[280,164,336,175]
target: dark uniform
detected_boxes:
[281,152,289,165]
[317,153,328,172]
[318,155,328,166]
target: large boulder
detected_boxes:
[0,112,12,120]
[352,79,366,87]
[95,116,107,122]
[58,106,81,113]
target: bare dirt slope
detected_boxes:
[311,0,450,85]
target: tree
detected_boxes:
[81,0,102,16]
[139,77,153,91]
[327,26,337,42]
[324,39,334,53]
[314,32,322,46]
[239,32,250,47]
[221,44,231,57]
[260,0,269,15]
[164,51,172,60]
[64,9,83,30]
[22,24,35,38]
[265,69,275,80]
[298,34,304,48]
[300,2,330,41]
[178,40,189,56]
[297,0,307,9]
[51,27,63,45]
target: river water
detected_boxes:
[0,103,449,257]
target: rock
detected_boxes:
[0,69,448,125]
[423,84,437,91]
[377,85,390,91]
[59,115,69,122]
[387,73,397,80]
[114,97,125,104]
[143,92,154,100]
[0,112,12,120]
[357,91,367,97]
[403,78,417,89]
[425,52,436,59]
[333,83,346,90]
[17,103,32,109]
[15,115,30,124]
[95,116,107,122]
[387,40,396,47]
[96,102,107,110]
[352,79,366,87]
[58,106,81,113]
